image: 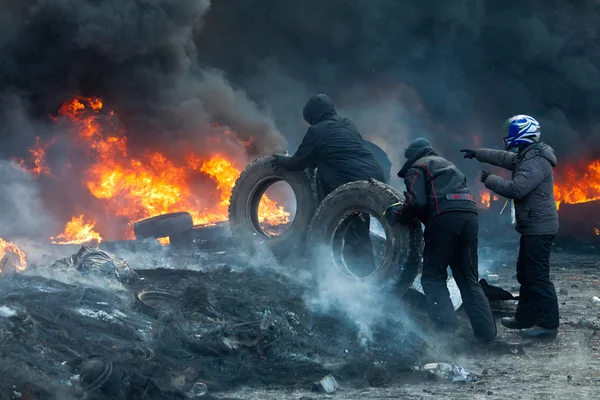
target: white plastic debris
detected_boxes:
[486,274,500,283]
[411,274,463,310]
[423,363,478,382]
[592,296,600,305]
[186,382,207,398]
[0,305,17,318]
[312,374,340,393]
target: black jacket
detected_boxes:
[395,147,477,224]
[281,94,385,196]
[364,140,392,184]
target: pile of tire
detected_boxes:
[228,156,423,295]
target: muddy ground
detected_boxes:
[210,249,600,400]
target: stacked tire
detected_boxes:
[228,157,423,295]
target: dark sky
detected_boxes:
[1,0,599,170]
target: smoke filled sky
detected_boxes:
[196,0,600,162]
[1,0,599,168]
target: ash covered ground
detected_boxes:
[1,240,600,399]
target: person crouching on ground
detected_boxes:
[384,138,497,342]
[461,115,559,339]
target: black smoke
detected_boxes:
[1,0,599,226]
[194,0,600,174]
[0,0,285,159]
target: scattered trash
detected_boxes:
[576,318,599,330]
[312,374,340,393]
[171,366,201,392]
[423,363,479,382]
[593,296,600,305]
[72,356,113,392]
[51,246,139,283]
[486,274,500,283]
[479,279,516,301]
[186,381,208,398]
[137,290,184,311]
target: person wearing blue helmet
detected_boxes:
[461,115,559,339]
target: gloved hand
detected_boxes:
[481,171,491,183]
[460,149,477,159]
[383,202,403,226]
[270,154,287,170]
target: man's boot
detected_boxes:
[500,317,534,330]
[519,326,558,339]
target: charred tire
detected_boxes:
[169,222,232,248]
[306,179,422,294]
[134,212,193,239]
[228,156,317,260]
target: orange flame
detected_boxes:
[0,238,27,274]
[554,161,600,209]
[479,191,491,208]
[29,96,290,241]
[594,227,600,236]
[51,215,103,245]
[197,155,290,226]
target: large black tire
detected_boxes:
[228,156,317,260]
[169,222,232,248]
[306,179,422,294]
[134,212,193,239]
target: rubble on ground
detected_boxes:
[0,247,425,399]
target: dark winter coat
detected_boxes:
[476,142,559,235]
[396,147,477,224]
[364,140,392,184]
[280,94,385,197]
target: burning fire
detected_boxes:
[479,190,500,209]
[23,97,290,241]
[0,238,27,273]
[480,191,491,208]
[51,215,103,245]
[554,161,600,209]
[594,227,600,236]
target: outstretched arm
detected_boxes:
[279,127,319,171]
[484,158,544,199]
[476,149,517,170]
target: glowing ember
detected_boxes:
[0,238,27,274]
[158,237,170,246]
[23,96,291,241]
[594,227,600,236]
[51,215,103,245]
[555,160,600,209]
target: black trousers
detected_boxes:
[343,213,376,278]
[515,235,560,329]
[421,212,496,340]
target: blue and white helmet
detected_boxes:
[501,115,541,149]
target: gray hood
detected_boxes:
[303,94,337,125]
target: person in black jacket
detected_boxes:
[271,94,385,276]
[384,138,496,342]
[364,140,392,184]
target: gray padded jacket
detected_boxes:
[476,142,559,235]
